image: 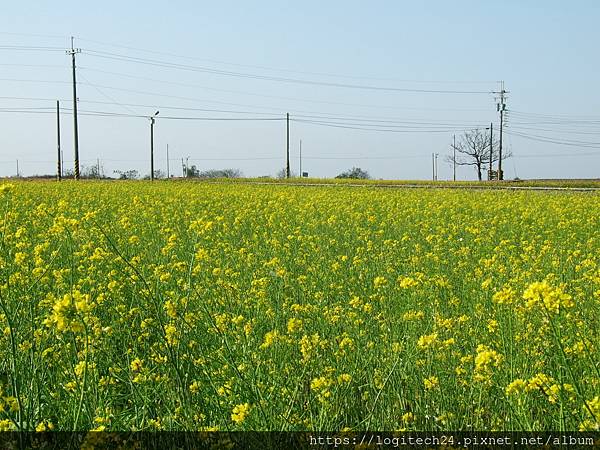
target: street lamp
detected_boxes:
[150,110,159,181]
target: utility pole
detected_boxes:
[488,122,493,180]
[67,36,81,180]
[435,153,439,181]
[494,81,507,181]
[97,158,101,179]
[432,153,435,181]
[286,113,290,178]
[149,111,159,181]
[16,160,19,178]
[57,100,61,181]
[166,144,170,178]
[181,158,185,177]
[452,134,456,182]
[299,139,302,178]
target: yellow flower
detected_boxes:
[424,376,439,390]
[492,286,516,305]
[231,403,250,424]
[189,381,200,394]
[287,318,303,334]
[417,333,438,350]
[505,379,526,396]
[373,276,387,289]
[260,330,279,349]
[130,358,143,372]
[398,276,418,289]
[401,412,414,423]
[523,280,573,314]
[337,373,352,384]
[164,324,178,345]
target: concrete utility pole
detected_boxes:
[67,37,81,180]
[150,111,159,181]
[432,153,435,181]
[488,122,493,179]
[57,100,61,181]
[435,153,439,181]
[286,113,290,178]
[494,81,507,180]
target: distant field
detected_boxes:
[0,181,598,431]
[216,177,600,189]
[8,177,600,189]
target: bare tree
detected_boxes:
[446,129,511,181]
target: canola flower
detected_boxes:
[0,181,597,432]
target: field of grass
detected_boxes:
[0,180,598,432]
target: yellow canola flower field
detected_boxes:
[0,180,598,431]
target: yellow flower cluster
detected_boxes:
[522,280,573,314]
[231,403,251,424]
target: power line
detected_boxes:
[505,130,600,149]
[508,109,600,120]
[82,48,493,94]
[0,45,65,52]
[0,95,492,124]
[0,107,286,121]
[77,65,492,113]
[77,71,139,115]
[292,113,484,127]
[76,36,497,85]
[508,125,600,135]
[292,118,482,133]
[0,78,70,84]
[0,63,68,68]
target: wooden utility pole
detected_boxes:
[67,37,81,180]
[57,100,61,181]
[286,113,290,178]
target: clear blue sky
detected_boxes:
[1,1,599,179]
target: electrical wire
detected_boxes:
[505,130,600,148]
[82,48,493,94]
[292,118,481,133]
[77,65,492,113]
[76,36,497,85]
[0,45,65,52]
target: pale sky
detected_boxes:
[1,1,599,180]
